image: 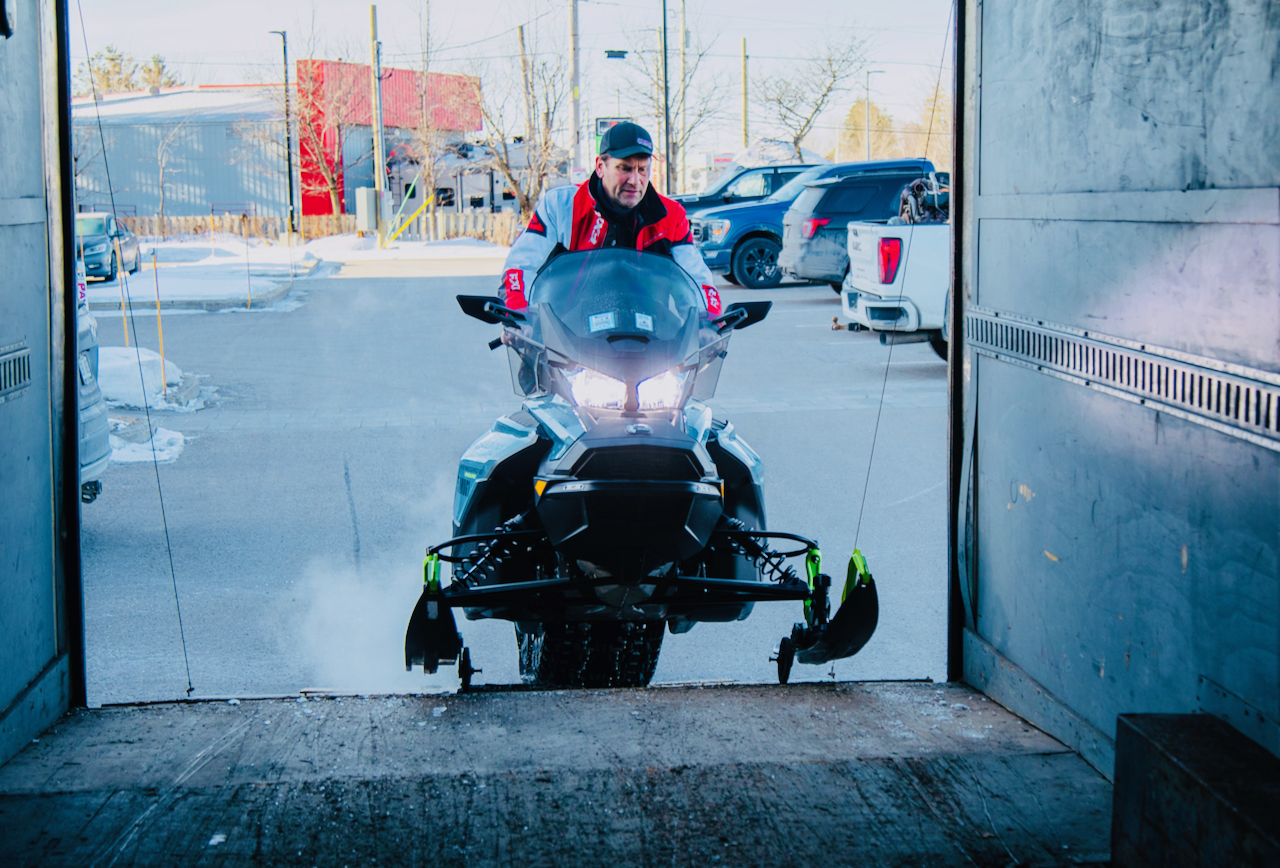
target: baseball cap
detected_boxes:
[599,121,654,158]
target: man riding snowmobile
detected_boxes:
[500,121,723,317]
[402,127,880,690]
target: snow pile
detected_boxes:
[98,346,188,409]
[300,234,510,262]
[110,427,186,463]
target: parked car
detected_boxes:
[777,165,933,290]
[672,163,814,218]
[75,258,110,502]
[75,211,140,282]
[692,160,935,289]
[842,173,951,360]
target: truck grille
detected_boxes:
[690,221,706,244]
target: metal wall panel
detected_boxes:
[74,122,290,217]
[958,0,1280,774]
[0,0,76,766]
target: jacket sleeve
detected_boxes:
[671,231,721,315]
[499,188,570,308]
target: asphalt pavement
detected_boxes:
[82,261,949,705]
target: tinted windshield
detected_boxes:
[76,216,109,236]
[530,249,705,341]
[764,167,828,203]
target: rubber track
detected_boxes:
[522,622,665,688]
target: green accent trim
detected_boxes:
[424,553,441,593]
[843,548,872,602]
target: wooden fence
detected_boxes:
[118,211,523,245]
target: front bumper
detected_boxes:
[83,249,113,275]
[698,245,732,273]
[841,284,921,332]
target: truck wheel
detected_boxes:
[731,238,782,289]
[929,335,948,360]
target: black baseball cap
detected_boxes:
[599,121,654,158]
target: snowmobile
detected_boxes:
[405,248,878,688]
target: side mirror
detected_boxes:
[457,294,526,325]
[712,301,771,331]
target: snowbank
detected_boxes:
[301,234,510,262]
[98,346,193,410]
[110,427,186,463]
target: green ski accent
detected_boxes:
[844,549,872,602]
[424,553,441,594]
[804,548,822,626]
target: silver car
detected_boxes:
[75,259,110,502]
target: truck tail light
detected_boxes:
[801,218,830,239]
[878,237,902,284]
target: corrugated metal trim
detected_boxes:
[966,306,1280,452]
[0,342,32,405]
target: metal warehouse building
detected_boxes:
[72,86,293,218]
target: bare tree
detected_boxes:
[468,24,568,220]
[155,117,192,237]
[755,33,868,161]
[294,57,373,216]
[621,19,725,192]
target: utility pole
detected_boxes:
[422,0,435,217]
[677,0,686,192]
[569,0,581,173]
[865,69,884,162]
[741,38,748,149]
[269,30,295,236]
[660,3,673,192]
[370,5,388,244]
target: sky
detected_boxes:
[71,0,954,163]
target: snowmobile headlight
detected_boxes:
[637,369,689,410]
[566,367,627,409]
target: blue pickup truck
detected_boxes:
[690,159,937,289]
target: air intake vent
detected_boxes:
[0,342,31,406]
[575,446,702,481]
[966,307,1280,451]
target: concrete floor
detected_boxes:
[0,681,1112,867]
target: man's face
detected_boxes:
[595,154,651,209]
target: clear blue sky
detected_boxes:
[72,0,954,157]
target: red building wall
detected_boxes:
[296,60,481,216]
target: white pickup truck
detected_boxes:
[840,220,950,360]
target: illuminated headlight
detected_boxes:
[566,367,626,409]
[637,370,689,410]
[84,242,108,255]
[706,220,730,245]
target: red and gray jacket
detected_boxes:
[501,176,721,315]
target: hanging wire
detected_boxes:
[76,0,195,697]
[853,0,955,553]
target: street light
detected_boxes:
[269,30,296,235]
[865,69,884,162]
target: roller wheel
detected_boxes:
[774,636,795,684]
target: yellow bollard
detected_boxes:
[153,251,166,398]
[115,237,129,347]
[242,213,252,310]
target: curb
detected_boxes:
[86,259,322,313]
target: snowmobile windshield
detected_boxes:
[528,247,705,339]
[513,249,730,410]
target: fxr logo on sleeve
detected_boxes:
[702,284,722,316]
[587,214,607,246]
[503,269,528,309]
